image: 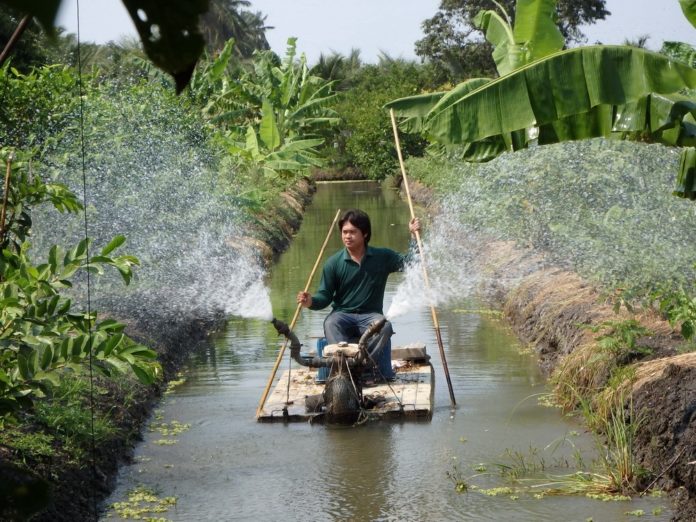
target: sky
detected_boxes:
[56,0,696,64]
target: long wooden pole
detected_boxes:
[256,208,342,418]
[0,15,32,68]
[389,108,456,406]
[0,154,13,242]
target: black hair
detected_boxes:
[338,208,371,244]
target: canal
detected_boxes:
[104,181,669,521]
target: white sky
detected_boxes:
[57,0,695,64]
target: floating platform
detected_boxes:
[257,344,434,423]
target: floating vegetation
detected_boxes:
[164,373,187,394]
[624,509,645,516]
[478,487,514,497]
[153,439,178,446]
[149,420,191,437]
[109,486,176,521]
[446,460,469,493]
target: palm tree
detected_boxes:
[200,0,271,58]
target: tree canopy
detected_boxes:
[415,0,609,81]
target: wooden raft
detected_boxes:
[257,344,434,423]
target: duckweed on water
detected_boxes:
[478,487,515,497]
[153,439,178,446]
[149,420,191,437]
[110,486,176,521]
[164,374,187,394]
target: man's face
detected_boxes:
[341,221,366,250]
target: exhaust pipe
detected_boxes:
[271,318,332,368]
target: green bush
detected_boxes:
[331,60,435,179]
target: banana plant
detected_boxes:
[474,0,564,76]
[199,38,339,177]
[225,99,324,178]
[388,0,696,198]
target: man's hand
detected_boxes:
[297,291,312,308]
[409,217,421,235]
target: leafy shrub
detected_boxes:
[0,148,161,419]
[331,60,435,179]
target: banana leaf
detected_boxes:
[386,79,491,134]
[474,9,517,76]
[259,99,281,152]
[473,0,563,76]
[385,92,446,133]
[423,46,696,146]
[676,147,696,199]
[535,93,696,146]
[681,0,696,29]
[512,0,564,64]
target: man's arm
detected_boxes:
[297,260,336,310]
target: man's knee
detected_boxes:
[324,312,353,343]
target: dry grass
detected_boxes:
[631,352,696,392]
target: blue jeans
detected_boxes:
[323,311,394,379]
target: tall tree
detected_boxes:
[415,0,609,81]
[200,0,271,58]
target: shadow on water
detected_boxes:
[103,181,671,521]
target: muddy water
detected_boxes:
[104,181,669,521]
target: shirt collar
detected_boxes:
[341,246,373,261]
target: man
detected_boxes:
[297,208,420,380]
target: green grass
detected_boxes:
[33,375,117,462]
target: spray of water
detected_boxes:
[33,83,275,324]
[388,139,696,312]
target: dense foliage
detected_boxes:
[0,9,61,71]
[0,148,160,419]
[327,59,436,179]
[415,0,609,82]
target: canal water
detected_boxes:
[104,181,669,521]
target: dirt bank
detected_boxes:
[405,178,696,521]
[2,178,316,522]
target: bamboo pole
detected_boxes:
[0,15,32,68]
[256,208,342,418]
[389,108,456,406]
[0,153,14,242]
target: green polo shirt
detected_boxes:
[309,246,407,314]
